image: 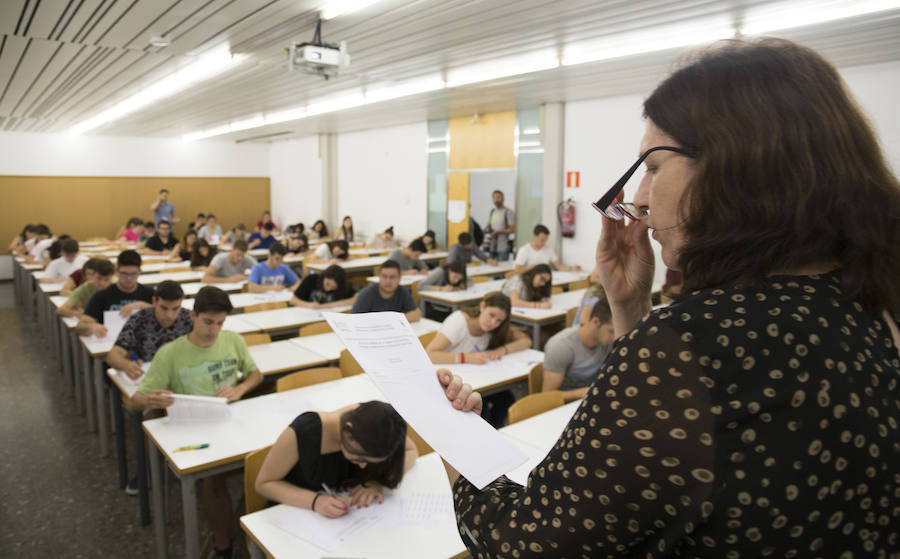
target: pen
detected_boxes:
[473,344,482,352]
[321,482,336,496]
[130,351,139,362]
[174,443,209,452]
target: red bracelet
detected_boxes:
[460,353,466,364]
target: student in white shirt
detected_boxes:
[41,238,87,281]
[426,293,530,364]
[26,224,54,263]
[197,213,223,243]
[311,239,349,262]
[514,224,582,272]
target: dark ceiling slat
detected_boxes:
[0,38,32,109]
[122,0,183,49]
[15,0,30,36]
[159,0,223,42]
[30,44,99,118]
[40,46,117,120]
[10,41,64,118]
[75,0,118,44]
[19,43,83,118]
[23,0,43,36]
[53,0,87,41]
[168,0,282,52]
[47,0,77,40]
[55,50,150,122]
[93,0,139,44]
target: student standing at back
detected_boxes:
[76,250,154,337]
[351,260,421,322]
[483,190,515,261]
[150,188,176,228]
[247,242,301,293]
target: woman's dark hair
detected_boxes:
[383,226,394,236]
[190,239,216,267]
[443,261,467,287]
[313,220,329,237]
[339,401,408,489]
[644,37,900,312]
[183,230,197,247]
[422,230,436,247]
[462,293,514,350]
[520,264,552,301]
[20,224,36,238]
[409,238,427,253]
[293,233,309,253]
[320,264,352,297]
[329,239,350,259]
[340,216,354,242]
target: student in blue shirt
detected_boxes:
[247,222,277,250]
[248,242,301,293]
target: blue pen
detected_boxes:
[473,344,482,352]
[320,482,336,497]
[130,351,139,362]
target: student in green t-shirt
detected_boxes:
[55,259,115,318]
[133,286,262,559]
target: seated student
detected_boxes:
[418,230,441,252]
[513,224,582,272]
[203,240,255,283]
[120,217,145,243]
[8,223,37,253]
[502,263,553,309]
[76,250,154,337]
[419,261,468,292]
[285,234,309,255]
[41,238,87,281]
[426,293,530,364]
[256,210,279,234]
[247,242,301,293]
[285,222,305,237]
[425,293,529,426]
[143,219,179,256]
[310,239,350,262]
[138,221,155,244]
[247,222,277,250]
[131,286,262,558]
[446,232,497,266]
[222,223,247,245]
[190,239,216,270]
[334,216,354,242]
[387,238,427,275]
[25,224,54,263]
[255,401,418,517]
[175,230,197,262]
[187,212,206,232]
[290,264,356,309]
[350,260,421,322]
[367,226,396,248]
[197,213,223,243]
[57,259,115,318]
[542,298,615,402]
[60,257,107,296]
[308,219,329,241]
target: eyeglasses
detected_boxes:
[592,145,695,221]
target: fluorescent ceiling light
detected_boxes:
[365,74,445,104]
[742,0,900,34]
[183,124,232,142]
[306,91,364,116]
[562,19,735,66]
[445,49,559,87]
[321,0,382,20]
[70,45,242,135]
[264,107,308,126]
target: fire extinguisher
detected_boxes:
[558,198,575,238]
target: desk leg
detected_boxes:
[73,337,84,413]
[112,385,127,488]
[531,323,540,349]
[94,357,110,456]
[149,443,168,559]
[134,411,150,526]
[182,476,200,559]
[61,328,74,396]
[82,349,96,431]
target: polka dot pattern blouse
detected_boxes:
[453,273,899,558]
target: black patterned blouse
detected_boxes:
[453,272,899,558]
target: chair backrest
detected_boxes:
[418,331,437,348]
[569,279,590,291]
[276,367,342,391]
[406,424,433,456]
[410,282,421,305]
[165,266,192,273]
[299,321,332,337]
[241,333,272,347]
[245,301,287,313]
[244,445,273,514]
[472,276,489,283]
[551,285,564,295]
[507,390,565,424]
[527,362,544,395]
[504,269,520,279]
[373,265,382,277]
[565,307,578,328]
[339,349,364,377]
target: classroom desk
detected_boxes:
[237,306,351,336]
[288,318,443,361]
[510,288,588,348]
[144,354,533,559]
[179,290,293,312]
[417,279,506,314]
[365,273,427,286]
[140,260,192,273]
[179,281,246,296]
[463,260,515,278]
[248,339,332,376]
[349,247,390,257]
[141,270,205,284]
[549,269,590,287]
[305,252,448,274]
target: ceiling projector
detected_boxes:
[288,19,350,79]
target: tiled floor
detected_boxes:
[0,282,192,558]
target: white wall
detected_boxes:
[269,136,322,230]
[0,131,268,176]
[560,59,900,292]
[336,122,428,242]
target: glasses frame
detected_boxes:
[592,145,695,220]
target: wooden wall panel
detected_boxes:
[447,172,470,246]
[448,112,516,170]
[0,175,270,246]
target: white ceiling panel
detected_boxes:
[0,0,897,141]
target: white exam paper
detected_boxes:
[322,311,527,489]
[167,394,231,423]
[267,501,388,551]
[102,310,129,339]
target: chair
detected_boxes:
[418,331,437,348]
[407,424,433,456]
[165,266,192,273]
[276,367,342,391]
[507,391,565,424]
[299,321,332,336]
[527,362,544,395]
[245,301,287,313]
[244,445,273,514]
[410,282,421,305]
[551,285,564,295]
[373,265,382,277]
[339,349,364,377]
[241,333,271,347]
[565,307,578,328]
[504,269,520,279]
[569,279,590,291]
[472,276,489,283]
